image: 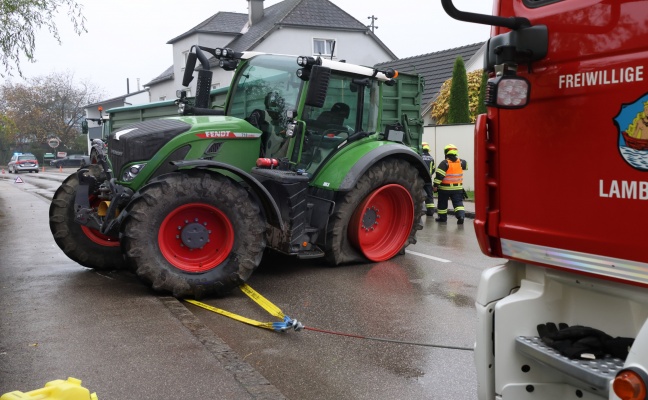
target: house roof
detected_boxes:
[85,88,149,108]
[167,12,248,44]
[146,0,396,87]
[209,0,395,58]
[144,65,174,87]
[374,42,485,111]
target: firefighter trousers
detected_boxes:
[436,189,465,221]
[423,183,436,215]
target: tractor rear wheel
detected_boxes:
[49,166,126,270]
[120,171,266,299]
[325,158,424,265]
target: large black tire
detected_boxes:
[325,158,424,265]
[49,166,126,270]
[119,171,266,299]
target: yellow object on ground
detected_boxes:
[1,377,98,400]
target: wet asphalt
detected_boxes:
[0,170,283,399]
[0,168,490,399]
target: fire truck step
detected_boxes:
[515,336,625,392]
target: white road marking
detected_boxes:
[405,250,451,263]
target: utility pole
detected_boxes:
[367,15,378,33]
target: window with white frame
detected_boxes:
[313,38,336,57]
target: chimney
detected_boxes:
[248,0,264,26]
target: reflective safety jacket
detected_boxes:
[421,151,435,177]
[434,156,468,190]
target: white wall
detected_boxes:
[423,123,475,191]
[256,27,393,67]
[124,91,150,106]
[148,80,177,102]
[172,33,236,96]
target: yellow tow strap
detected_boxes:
[184,283,303,332]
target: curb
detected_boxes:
[161,297,287,399]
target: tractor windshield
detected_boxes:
[227,55,302,157]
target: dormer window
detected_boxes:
[313,38,336,57]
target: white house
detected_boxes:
[144,0,397,102]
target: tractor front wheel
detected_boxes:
[49,166,126,270]
[120,171,266,298]
[325,158,424,265]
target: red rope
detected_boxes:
[304,326,365,339]
[304,326,473,351]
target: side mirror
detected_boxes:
[304,65,331,108]
[182,52,198,87]
[81,120,88,135]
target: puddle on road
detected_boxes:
[421,281,475,308]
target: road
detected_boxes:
[0,168,505,399]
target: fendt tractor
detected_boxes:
[442,0,648,399]
[49,45,428,299]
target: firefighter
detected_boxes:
[433,144,468,224]
[421,142,436,216]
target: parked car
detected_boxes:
[50,154,90,168]
[8,153,39,174]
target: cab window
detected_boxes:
[298,73,378,174]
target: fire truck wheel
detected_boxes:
[120,171,266,299]
[49,167,126,270]
[325,158,424,265]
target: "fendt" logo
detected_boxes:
[196,132,261,139]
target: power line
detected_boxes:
[367,15,378,33]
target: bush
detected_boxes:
[432,68,486,124]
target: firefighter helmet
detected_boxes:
[444,144,458,155]
[422,142,430,152]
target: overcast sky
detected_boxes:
[8,0,492,98]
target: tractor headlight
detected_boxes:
[123,164,145,181]
[296,68,310,81]
[296,56,321,67]
[285,122,297,137]
[219,59,238,71]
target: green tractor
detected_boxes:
[49,45,429,298]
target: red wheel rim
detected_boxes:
[81,194,119,247]
[158,203,234,273]
[348,184,414,262]
[81,226,120,247]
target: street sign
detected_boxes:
[57,151,67,158]
[48,138,60,148]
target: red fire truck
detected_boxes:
[441,0,648,399]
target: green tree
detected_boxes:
[0,114,18,163]
[0,71,104,151]
[447,57,470,124]
[476,71,488,116]
[1,0,86,77]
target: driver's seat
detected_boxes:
[316,103,350,126]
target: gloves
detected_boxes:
[537,322,634,360]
